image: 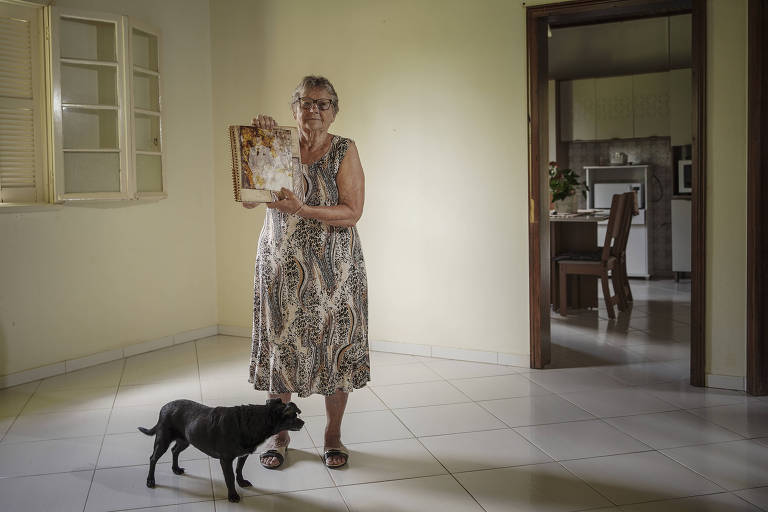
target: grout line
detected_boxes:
[0,379,41,444]
[82,356,126,512]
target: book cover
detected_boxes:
[228,125,302,202]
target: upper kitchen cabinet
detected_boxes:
[595,76,634,140]
[669,68,692,146]
[560,78,596,142]
[632,72,670,138]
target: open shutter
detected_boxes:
[0,3,46,203]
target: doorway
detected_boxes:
[526,0,706,387]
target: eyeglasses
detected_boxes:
[295,97,333,111]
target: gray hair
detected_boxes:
[291,75,339,114]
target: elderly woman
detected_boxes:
[244,76,369,469]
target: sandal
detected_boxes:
[322,445,349,469]
[260,439,289,469]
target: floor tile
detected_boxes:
[560,387,678,418]
[85,459,213,512]
[324,438,446,487]
[123,502,216,512]
[596,361,687,386]
[479,394,594,427]
[304,409,411,446]
[515,419,651,461]
[2,408,111,443]
[419,428,551,472]
[210,447,334,499]
[561,451,723,505]
[98,432,209,468]
[340,474,484,512]
[114,381,202,408]
[108,404,167,434]
[663,440,768,490]
[454,462,612,512]
[0,436,102,477]
[368,362,442,386]
[121,343,199,386]
[20,386,117,415]
[641,380,750,409]
[37,360,124,391]
[688,402,768,438]
[0,470,93,512]
[424,359,519,379]
[0,382,39,416]
[605,410,744,449]
[449,374,550,401]
[524,368,628,393]
[369,381,469,409]
[0,416,15,440]
[393,402,505,437]
[620,493,760,511]
[215,487,347,512]
[734,486,768,510]
[369,351,422,366]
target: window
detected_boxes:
[0,2,48,204]
[0,1,165,205]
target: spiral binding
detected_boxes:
[228,127,240,202]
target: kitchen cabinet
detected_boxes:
[560,78,596,141]
[595,76,634,139]
[669,68,692,146]
[633,72,670,138]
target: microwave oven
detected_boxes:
[592,182,644,210]
[677,160,692,194]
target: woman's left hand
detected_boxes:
[266,187,303,215]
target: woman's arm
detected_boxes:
[268,142,365,227]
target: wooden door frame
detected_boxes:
[526,0,707,388]
[747,0,768,395]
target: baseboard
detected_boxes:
[218,325,251,338]
[0,325,220,390]
[705,373,746,391]
[370,339,528,367]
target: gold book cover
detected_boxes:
[228,125,301,202]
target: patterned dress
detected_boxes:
[248,135,370,397]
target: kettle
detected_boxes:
[610,152,628,165]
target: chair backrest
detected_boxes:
[600,192,633,262]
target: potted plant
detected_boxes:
[549,161,588,214]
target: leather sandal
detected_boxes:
[322,445,349,469]
[260,440,288,469]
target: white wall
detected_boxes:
[210,0,531,358]
[0,0,217,377]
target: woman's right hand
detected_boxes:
[252,114,277,129]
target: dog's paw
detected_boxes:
[227,492,241,503]
[146,478,155,488]
[237,478,252,488]
[172,466,185,475]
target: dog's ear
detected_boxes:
[284,401,302,416]
[265,398,283,407]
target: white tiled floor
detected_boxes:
[2,280,768,511]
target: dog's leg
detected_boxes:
[146,432,173,488]
[171,439,189,475]
[219,458,240,503]
[235,455,252,488]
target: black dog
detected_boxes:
[138,398,304,502]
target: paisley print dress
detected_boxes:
[248,135,370,397]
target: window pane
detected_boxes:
[136,154,162,193]
[133,71,159,111]
[60,18,116,62]
[135,113,160,152]
[63,152,120,193]
[62,108,118,149]
[132,29,158,71]
[61,63,117,106]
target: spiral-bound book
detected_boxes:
[228,125,302,202]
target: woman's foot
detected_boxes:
[260,433,290,469]
[323,433,348,468]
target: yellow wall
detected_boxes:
[210,0,532,357]
[0,0,218,376]
[706,0,748,377]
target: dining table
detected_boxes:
[549,212,609,313]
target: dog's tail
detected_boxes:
[138,425,157,436]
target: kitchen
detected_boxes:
[546,14,693,372]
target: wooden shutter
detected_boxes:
[0,3,46,203]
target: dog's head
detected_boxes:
[265,398,304,432]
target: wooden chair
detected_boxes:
[554,192,634,319]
